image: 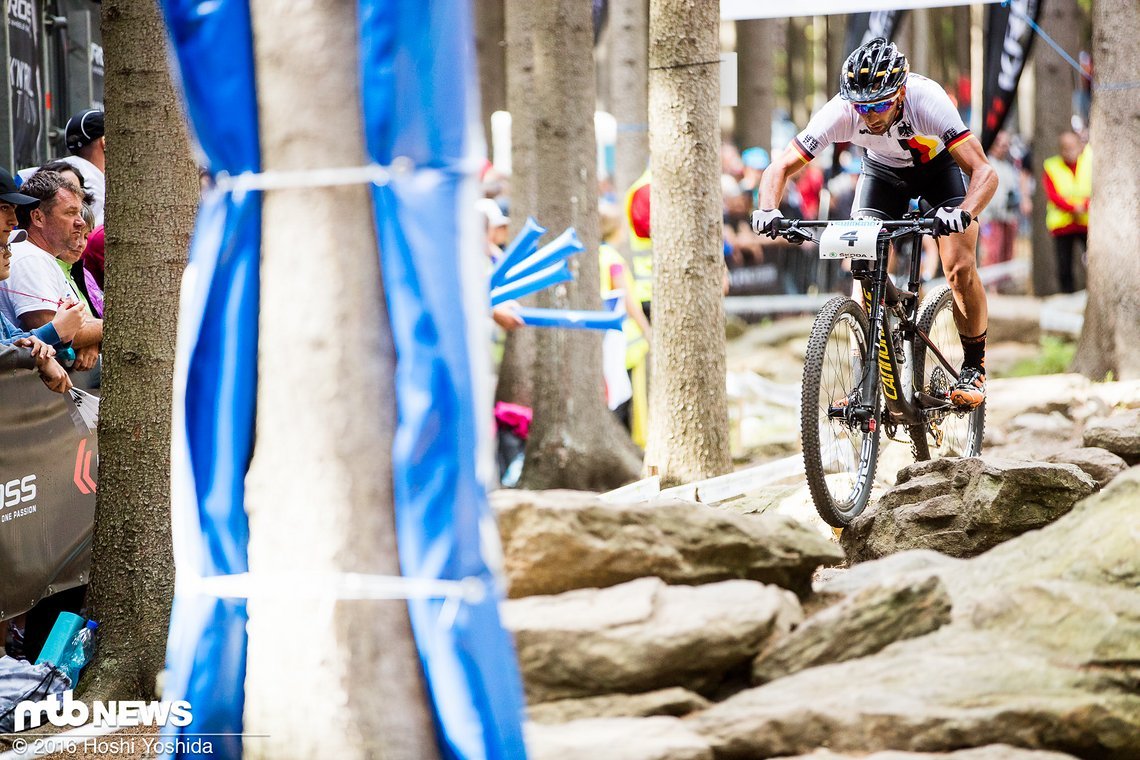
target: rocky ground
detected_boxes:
[504,302,1140,759]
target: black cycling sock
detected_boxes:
[960,330,987,372]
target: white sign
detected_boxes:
[720,0,1000,20]
[720,53,737,107]
[819,219,882,261]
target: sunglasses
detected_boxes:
[854,97,898,115]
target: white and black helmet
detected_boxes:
[840,37,909,104]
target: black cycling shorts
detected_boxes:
[852,150,966,220]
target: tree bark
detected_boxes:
[475,0,508,148]
[907,9,929,75]
[611,0,650,204]
[243,1,438,758]
[83,0,192,702]
[1030,0,1082,296]
[644,0,731,487]
[1071,0,1140,380]
[517,0,641,491]
[734,19,774,153]
[786,19,808,126]
[495,0,540,407]
[827,15,849,95]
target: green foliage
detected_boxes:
[1006,336,1078,378]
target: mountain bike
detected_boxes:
[771,212,984,527]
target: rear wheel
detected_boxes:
[911,285,985,460]
[801,296,880,527]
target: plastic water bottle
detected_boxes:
[59,620,98,686]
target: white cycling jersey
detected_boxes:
[792,74,974,169]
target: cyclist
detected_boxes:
[751,37,997,409]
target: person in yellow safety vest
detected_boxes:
[1042,132,1091,294]
[623,167,654,321]
[600,203,652,446]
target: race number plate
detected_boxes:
[819,219,882,260]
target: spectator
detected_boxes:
[0,172,72,393]
[18,110,105,225]
[476,198,523,333]
[978,131,1021,270]
[0,171,102,371]
[740,146,769,198]
[722,174,758,266]
[1042,131,1091,293]
[599,204,650,445]
[623,167,653,320]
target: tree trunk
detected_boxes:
[595,6,612,112]
[734,19,774,152]
[908,9,929,75]
[517,0,641,491]
[495,0,540,407]
[827,15,848,93]
[611,0,650,205]
[1071,0,1140,380]
[243,2,438,758]
[1030,0,1082,296]
[475,0,508,147]
[83,0,192,702]
[644,0,731,487]
[786,19,808,126]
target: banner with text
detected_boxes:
[0,371,97,621]
[7,0,45,169]
[981,0,1041,152]
[844,9,907,56]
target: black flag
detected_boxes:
[7,0,45,168]
[981,0,1042,152]
[844,10,907,58]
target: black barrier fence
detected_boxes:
[0,369,96,622]
[726,241,850,299]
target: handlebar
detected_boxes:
[773,217,937,245]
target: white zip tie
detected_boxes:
[180,571,487,606]
[211,155,486,196]
[213,163,395,195]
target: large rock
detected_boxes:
[1082,408,1140,463]
[841,458,1096,563]
[493,490,843,598]
[752,575,951,684]
[689,629,1139,759]
[528,687,710,724]
[1046,446,1128,488]
[777,746,1079,759]
[687,468,1140,759]
[527,717,713,760]
[503,577,801,703]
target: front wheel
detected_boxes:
[910,285,985,460]
[801,296,880,527]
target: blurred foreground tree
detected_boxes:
[83,0,193,701]
[644,0,731,486]
[1071,0,1140,379]
[241,1,438,757]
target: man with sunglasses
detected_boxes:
[752,37,997,410]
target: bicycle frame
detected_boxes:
[776,216,959,430]
[855,221,960,427]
